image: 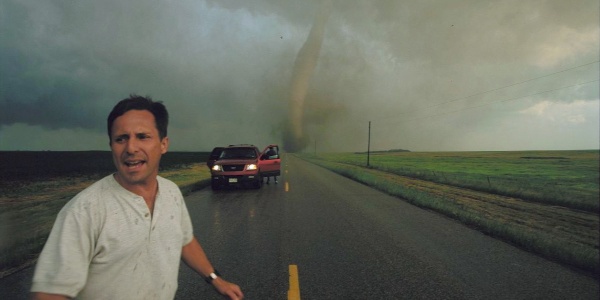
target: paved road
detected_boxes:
[1,155,598,299]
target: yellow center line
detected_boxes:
[288,265,301,300]
[284,168,289,192]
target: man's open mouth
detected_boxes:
[124,160,145,168]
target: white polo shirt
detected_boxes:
[31,174,194,299]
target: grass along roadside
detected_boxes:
[0,164,211,279]
[161,164,212,194]
[315,150,599,212]
[298,154,599,274]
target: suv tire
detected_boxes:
[211,181,221,190]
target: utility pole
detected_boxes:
[367,121,371,167]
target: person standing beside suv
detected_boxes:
[264,147,279,184]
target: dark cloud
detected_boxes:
[0,90,106,130]
[0,0,598,151]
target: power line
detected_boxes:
[377,60,599,121]
[427,60,599,110]
[378,79,599,125]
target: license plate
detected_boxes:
[228,178,238,183]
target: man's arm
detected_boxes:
[181,237,244,300]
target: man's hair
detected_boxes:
[107,94,169,140]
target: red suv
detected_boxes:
[208,144,281,190]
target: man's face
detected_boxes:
[110,109,168,190]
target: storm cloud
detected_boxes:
[1,0,598,151]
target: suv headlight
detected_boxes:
[212,165,222,171]
[246,164,257,171]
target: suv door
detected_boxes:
[206,147,224,169]
[258,144,281,177]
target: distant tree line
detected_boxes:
[354,149,410,154]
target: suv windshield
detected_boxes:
[220,148,257,159]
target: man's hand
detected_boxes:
[212,277,244,300]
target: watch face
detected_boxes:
[210,273,218,279]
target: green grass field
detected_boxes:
[309,150,599,212]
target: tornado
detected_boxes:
[285,0,333,152]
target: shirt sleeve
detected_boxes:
[31,199,95,297]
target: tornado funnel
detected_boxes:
[285,0,333,152]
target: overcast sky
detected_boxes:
[1,0,598,152]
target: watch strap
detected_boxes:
[205,269,221,284]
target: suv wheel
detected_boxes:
[253,178,262,189]
[211,181,221,190]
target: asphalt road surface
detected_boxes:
[1,155,598,299]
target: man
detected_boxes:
[31,95,243,300]
[264,147,278,184]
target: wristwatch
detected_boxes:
[205,269,221,284]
